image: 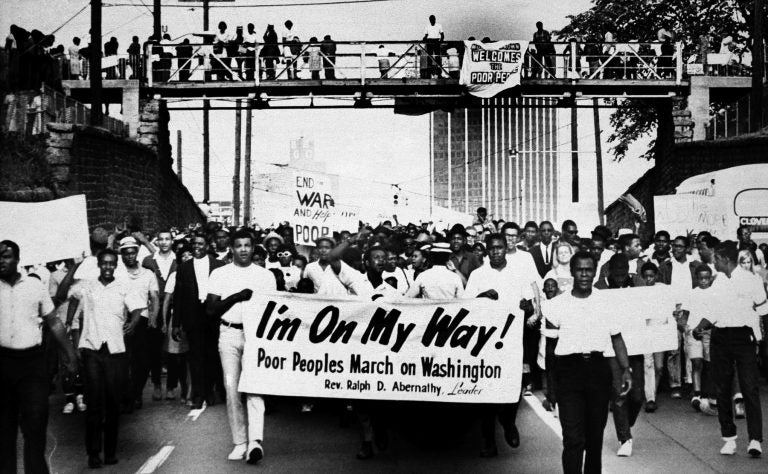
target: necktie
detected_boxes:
[544,245,549,265]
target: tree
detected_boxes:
[558,0,763,161]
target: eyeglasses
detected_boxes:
[277,251,292,258]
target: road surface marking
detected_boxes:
[523,392,562,439]
[187,402,206,421]
[137,445,175,474]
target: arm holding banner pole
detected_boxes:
[611,333,632,397]
[206,290,252,320]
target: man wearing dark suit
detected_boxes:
[529,221,555,279]
[172,233,225,408]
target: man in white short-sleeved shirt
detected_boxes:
[405,243,464,299]
[692,241,768,457]
[422,15,444,78]
[304,237,367,296]
[543,251,632,474]
[464,233,528,457]
[206,230,276,464]
[69,249,145,468]
[0,240,79,473]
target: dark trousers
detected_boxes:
[82,346,126,458]
[0,346,50,474]
[480,402,519,446]
[609,355,645,442]
[186,323,207,403]
[207,321,224,399]
[425,40,441,77]
[166,353,188,392]
[126,318,150,403]
[711,327,763,441]
[555,354,612,474]
[323,59,335,79]
[147,327,164,387]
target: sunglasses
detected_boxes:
[277,251,292,258]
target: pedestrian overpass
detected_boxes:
[58,39,756,140]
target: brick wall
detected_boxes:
[606,133,768,240]
[48,123,203,232]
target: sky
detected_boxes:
[2,0,655,226]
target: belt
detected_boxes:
[220,320,243,330]
[558,351,604,361]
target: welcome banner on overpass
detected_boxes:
[460,40,529,98]
[238,293,523,403]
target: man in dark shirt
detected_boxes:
[448,224,482,282]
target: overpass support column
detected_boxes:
[122,84,141,137]
[688,76,711,141]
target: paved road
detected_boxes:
[26,385,768,473]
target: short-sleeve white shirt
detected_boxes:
[304,260,364,296]
[208,263,277,324]
[424,23,444,39]
[701,267,768,328]
[124,267,159,318]
[464,261,533,304]
[72,278,146,353]
[0,273,55,349]
[542,291,621,356]
[406,266,464,299]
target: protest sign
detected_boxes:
[654,194,729,239]
[600,286,680,356]
[239,293,523,403]
[0,195,90,266]
[460,40,529,98]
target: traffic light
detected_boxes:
[393,194,399,205]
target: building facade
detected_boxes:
[431,97,560,224]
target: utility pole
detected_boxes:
[243,101,253,226]
[90,0,103,126]
[751,0,764,132]
[203,101,210,202]
[593,99,605,224]
[233,100,242,226]
[202,0,211,202]
[570,105,579,202]
[176,130,182,182]
[153,0,161,39]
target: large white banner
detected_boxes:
[239,293,523,403]
[0,195,90,266]
[654,194,730,239]
[460,40,529,98]
[600,286,680,356]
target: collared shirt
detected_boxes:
[0,273,55,349]
[542,291,621,356]
[276,264,302,291]
[71,278,146,353]
[539,241,553,265]
[382,267,412,296]
[464,262,534,305]
[193,257,210,302]
[701,267,768,329]
[304,260,365,297]
[405,266,464,300]
[124,267,159,318]
[208,263,276,325]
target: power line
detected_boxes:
[104,0,399,7]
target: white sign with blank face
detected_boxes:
[0,195,90,266]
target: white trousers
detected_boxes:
[219,326,264,445]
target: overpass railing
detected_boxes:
[141,41,686,86]
[705,90,768,140]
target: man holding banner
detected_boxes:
[464,233,527,457]
[206,229,277,464]
[544,251,633,474]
